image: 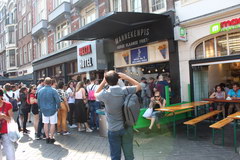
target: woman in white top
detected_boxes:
[75,82,92,132]
[66,81,77,128]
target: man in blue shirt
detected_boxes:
[38,77,60,144]
[227,83,240,115]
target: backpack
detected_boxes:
[5,93,18,112]
[88,85,96,101]
[122,88,140,127]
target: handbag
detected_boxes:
[142,108,153,118]
[7,119,20,142]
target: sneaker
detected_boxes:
[23,129,30,134]
[86,128,93,133]
[49,138,56,144]
[62,131,71,136]
[35,136,42,140]
[57,132,61,135]
[28,120,32,123]
[78,128,85,132]
[46,138,50,144]
[69,124,77,128]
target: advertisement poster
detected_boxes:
[131,47,148,64]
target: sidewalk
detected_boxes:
[4,121,240,160]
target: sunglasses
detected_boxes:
[33,88,37,90]
[154,96,160,98]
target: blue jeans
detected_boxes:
[88,101,100,128]
[108,127,134,160]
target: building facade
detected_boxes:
[0,2,7,77]
[175,0,240,101]
[16,0,34,77]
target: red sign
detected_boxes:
[220,18,240,28]
[79,45,92,56]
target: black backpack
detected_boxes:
[5,93,18,112]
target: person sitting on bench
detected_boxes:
[148,91,166,130]
[209,85,226,119]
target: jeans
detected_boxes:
[108,127,134,160]
[0,134,15,160]
[88,101,100,128]
[57,102,68,132]
[37,111,44,137]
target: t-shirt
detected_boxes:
[97,86,136,131]
[228,89,240,97]
[66,88,75,104]
[3,91,14,102]
[0,102,12,134]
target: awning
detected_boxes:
[59,12,170,41]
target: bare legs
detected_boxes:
[44,123,55,139]
[149,118,160,130]
[33,114,39,133]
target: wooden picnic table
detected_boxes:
[155,101,213,137]
[203,98,240,103]
[227,112,240,152]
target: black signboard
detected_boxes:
[113,20,173,51]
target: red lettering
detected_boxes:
[79,45,92,56]
[220,18,240,28]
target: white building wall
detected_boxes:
[177,12,240,101]
[175,0,240,22]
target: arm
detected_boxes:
[95,78,107,95]
[81,88,86,99]
[118,73,141,92]
[209,92,216,98]
[30,96,37,104]
[53,90,61,109]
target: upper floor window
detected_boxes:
[22,0,26,15]
[18,21,22,39]
[149,0,166,13]
[9,49,16,67]
[54,0,70,9]
[110,0,122,12]
[23,17,27,36]
[38,36,47,57]
[27,13,31,33]
[28,42,32,62]
[195,32,240,59]
[129,0,142,12]
[23,45,28,64]
[181,0,200,6]
[56,21,70,50]
[19,48,23,65]
[81,4,96,26]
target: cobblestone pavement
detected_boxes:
[3,121,240,160]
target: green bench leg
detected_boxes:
[212,128,215,144]
[173,113,176,137]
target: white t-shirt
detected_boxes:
[66,88,75,104]
[14,89,20,105]
[3,91,14,102]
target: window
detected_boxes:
[36,0,47,23]
[181,0,200,6]
[22,0,26,15]
[28,43,32,62]
[9,49,15,67]
[81,4,96,26]
[149,0,166,13]
[19,48,22,65]
[56,22,70,50]
[7,26,15,44]
[129,0,142,12]
[38,37,47,57]
[216,35,227,56]
[23,45,27,64]
[18,21,22,39]
[195,31,240,59]
[18,1,22,13]
[54,0,70,9]
[23,17,27,36]
[111,0,122,12]
[27,13,31,33]
[229,32,240,55]
[195,42,204,59]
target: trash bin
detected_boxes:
[96,109,108,137]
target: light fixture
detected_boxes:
[59,70,62,74]
[42,73,45,77]
[141,68,144,72]
[148,70,151,73]
[162,69,165,72]
[155,69,158,72]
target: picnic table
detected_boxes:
[203,98,240,103]
[155,101,212,137]
[227,112,240,152]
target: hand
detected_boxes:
[151,97,155,101]
[118,73,129,80]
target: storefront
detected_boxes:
[61,12,181,103]
[178,13,240,101]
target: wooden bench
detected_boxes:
[184,110,222,138]
[146,109,194,120]
[209,118,233,145]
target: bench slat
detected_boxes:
[166,109,193,117]
[184,110,222,125]
[209,118,233,129]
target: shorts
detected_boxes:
[31,104,39,115]
[42,112,58,124]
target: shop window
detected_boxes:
[216,35,227,57]
[229,32,240,55]
[205,38,215,58]
[129,0,142,12]
[149,0,166,13]
[9,49,15,67]
[195,42,204,59]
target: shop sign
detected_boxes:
[80,58,93,68]
[131,47,148,64]
[210,17,240,34]
[174,26,187,41]
[113,20,172,50]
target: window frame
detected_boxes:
[128,0,142,12]
[56,21,71,50]
[149,0,167,14]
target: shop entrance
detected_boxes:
[192,61,240,101]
